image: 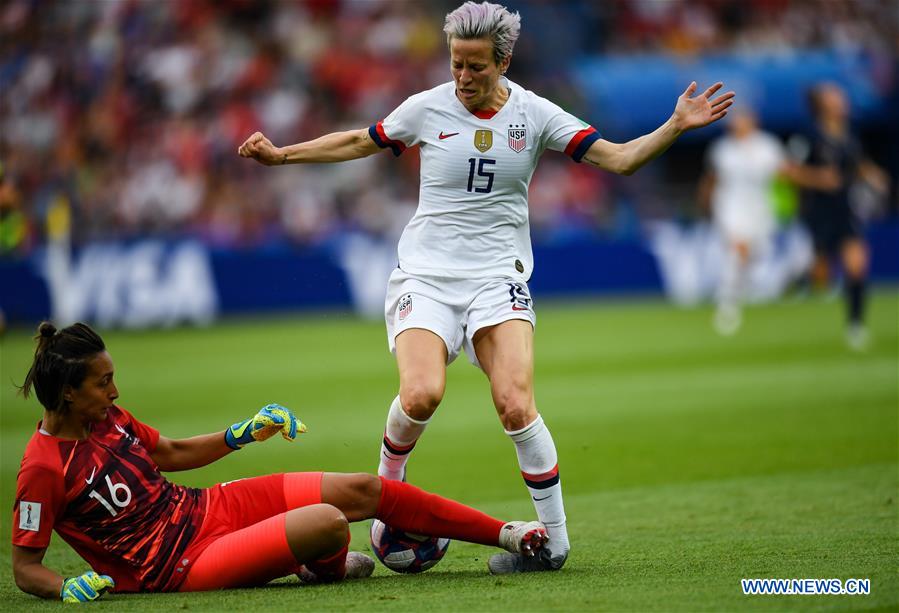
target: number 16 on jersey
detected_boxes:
[88,475,133,516]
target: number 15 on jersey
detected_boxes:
[467,158,495,194]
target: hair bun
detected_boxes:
[38,322,57,338]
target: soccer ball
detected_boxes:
[369,520,450,573]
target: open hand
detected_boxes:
[672,82,735,132]
[225,403,308,450]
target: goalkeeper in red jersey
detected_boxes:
[11,322,547,603]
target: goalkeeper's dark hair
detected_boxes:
[20,321,106,413]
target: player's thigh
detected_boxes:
[206,474,290,531]
[472,318,535,383]
[729,239,751,264]
[181,512,295,590]
[180,505,346,591]
[472,319,536,422]
[464,279,536,369]
[396,328,449,417]
[385,270,463,364]
[206,473,326,531]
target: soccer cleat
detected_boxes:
[713,305,742,336]
[344,551,376,579]
[846,324,869,352]
[298,552,375,584]
[488,548,568,574]
[497,521,548,557]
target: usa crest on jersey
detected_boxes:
[508,125,527,153]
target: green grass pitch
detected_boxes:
[1,292,896,611]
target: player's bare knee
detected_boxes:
[399,383,443,420]
[494,389,536,431]
[355,472,382,502]
[843,244,868,279]
[346,473,381,518]
[498,400,535,430]
[287,504,348,549]
[500,407,535,431]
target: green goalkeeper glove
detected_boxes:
[61,571,114,603]
[225,403,307,450]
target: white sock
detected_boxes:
[506,414,569,558]
[377,396,429,481]
[717,247,745,315]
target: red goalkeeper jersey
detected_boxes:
[12,406,207,592]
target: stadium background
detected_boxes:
[0,0,896,610]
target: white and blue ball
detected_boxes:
[369,520,450,573]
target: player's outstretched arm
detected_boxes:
[779,161,841,191]
[584,81,735,176]
[13,544,114,602]
[238,128,381,165]
[151,404,307,472]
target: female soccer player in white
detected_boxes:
[239,1,734,573]
[699,108,786,335]
[699,106,851,336]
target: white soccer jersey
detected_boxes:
[369,79,600,280]
[708,131,785,243]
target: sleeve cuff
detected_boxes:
[564,127,601,163]
[369,122,406,157]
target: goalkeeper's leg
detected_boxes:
[180,504,348,591]
[319,473,546,553]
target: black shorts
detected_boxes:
[803,202,862,255]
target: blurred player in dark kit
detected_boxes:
[796,82,889,350]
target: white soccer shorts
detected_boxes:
[714,202,776,247]
[384,268,536,368]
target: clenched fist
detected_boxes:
[238,132,284,165]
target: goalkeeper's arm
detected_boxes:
[13,544,114,602]
[150,403,307,472]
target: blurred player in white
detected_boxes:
[700,103,857,336]
[700,109,785,334]
[240,1,733,573]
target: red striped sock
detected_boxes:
[304,542,348,581]
[375,477,503,546]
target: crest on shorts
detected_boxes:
[398,294,413,321]
[474,129,493,153]
[508,125,527,153]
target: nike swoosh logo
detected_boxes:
[532,494,552,501]
[85,467,97,485]
[512,305,530,311]
[438,131,459,140]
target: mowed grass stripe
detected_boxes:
[0,291,895,610]
[6,463,891,612]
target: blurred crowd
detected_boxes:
[1,0,896,254]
